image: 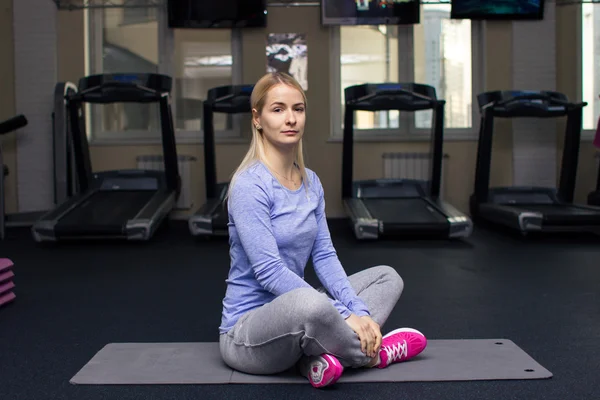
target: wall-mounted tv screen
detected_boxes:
[450,0,545,20]
[167,0,267,29]
[322,0,420,26]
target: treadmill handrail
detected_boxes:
[73,82,162,103]
[472,88,586,209]
[53,81,79,205]
[481,93,587,112]
[62,82,79,97]
[206,84,254,104]
[342,82,446,200]
[350,88,437,104]
[347,89,444,112]
[212,92,252,105]
[203,84,254,200]
[212,93,236,104]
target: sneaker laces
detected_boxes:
[383,340,408,365]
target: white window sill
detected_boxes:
[328,130,479,143]
[89,132,250,146]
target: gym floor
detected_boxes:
[1,219,599,400]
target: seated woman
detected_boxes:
[218,72,427,388]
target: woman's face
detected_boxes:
[253,83,306,151]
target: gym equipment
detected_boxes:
[588,154,600,206]
[32,73,181,242]
[1,82,77,240]
[188,84,253,237]
[0,115,28,240]
[341,83,472,240]
[69,339,552,385]
[0,258,15,308]
[53,82,80,206]
[470,90,600,234]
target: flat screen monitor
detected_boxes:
[167,0,267,29]
[322,0,420,26]
[450,0,545,20]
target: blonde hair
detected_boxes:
[225,72,309,201]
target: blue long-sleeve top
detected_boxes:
[219,161,370,334]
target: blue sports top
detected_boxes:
[219,161,370,334]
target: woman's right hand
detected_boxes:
[345,313,381,358]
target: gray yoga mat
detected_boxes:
[70,339,552,385]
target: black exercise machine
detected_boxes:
[470,90,600,234]
[0,115,29,240]
[342,83,473,240]
[188,84,253,237]
[0,82,77,240]
[32,73,181,242]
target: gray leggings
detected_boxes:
[219,265,404,375]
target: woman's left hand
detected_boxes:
[345,314,382,358]
[359,315,382,356]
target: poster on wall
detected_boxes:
[266,33,308,91]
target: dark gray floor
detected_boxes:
[1,219,599,400]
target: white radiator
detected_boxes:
[136,154,196,210]
[382,152,448,196]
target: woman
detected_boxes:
[219,72,427,388]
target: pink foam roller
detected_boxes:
[0,270,15,283]
[0,291,16,307]
[0,270,14,284]
[0,281,15,296]
[0,259,13,273]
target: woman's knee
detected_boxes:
[376,265,404,298]
[289,288,339,325]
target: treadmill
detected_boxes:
[188,84,253,237]
[32,73,181,242]
[470,90,600,235]
[0,82,78,240]
[342,83,473,240]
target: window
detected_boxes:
[413,5,472,130]
[173,29,239,136]
[331,4,481,140]
[339,25,400,131]
[582,3,600,132]
[85,4,242,143]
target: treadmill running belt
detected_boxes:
[513,204,596,215]
[55,191,156,236]
[362,198,448,224]
[510,204,600,224]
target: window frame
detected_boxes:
[580,3,598,142]
[329,15,485,143]
[85,5,244,146]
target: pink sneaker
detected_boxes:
[301,354,344,388]
[376,327,427,368]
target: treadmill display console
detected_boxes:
[506,91,545,104]
[507,90,542,97]
[376,83,409,92]
[110,74,144,84]
[478,90,569,117]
